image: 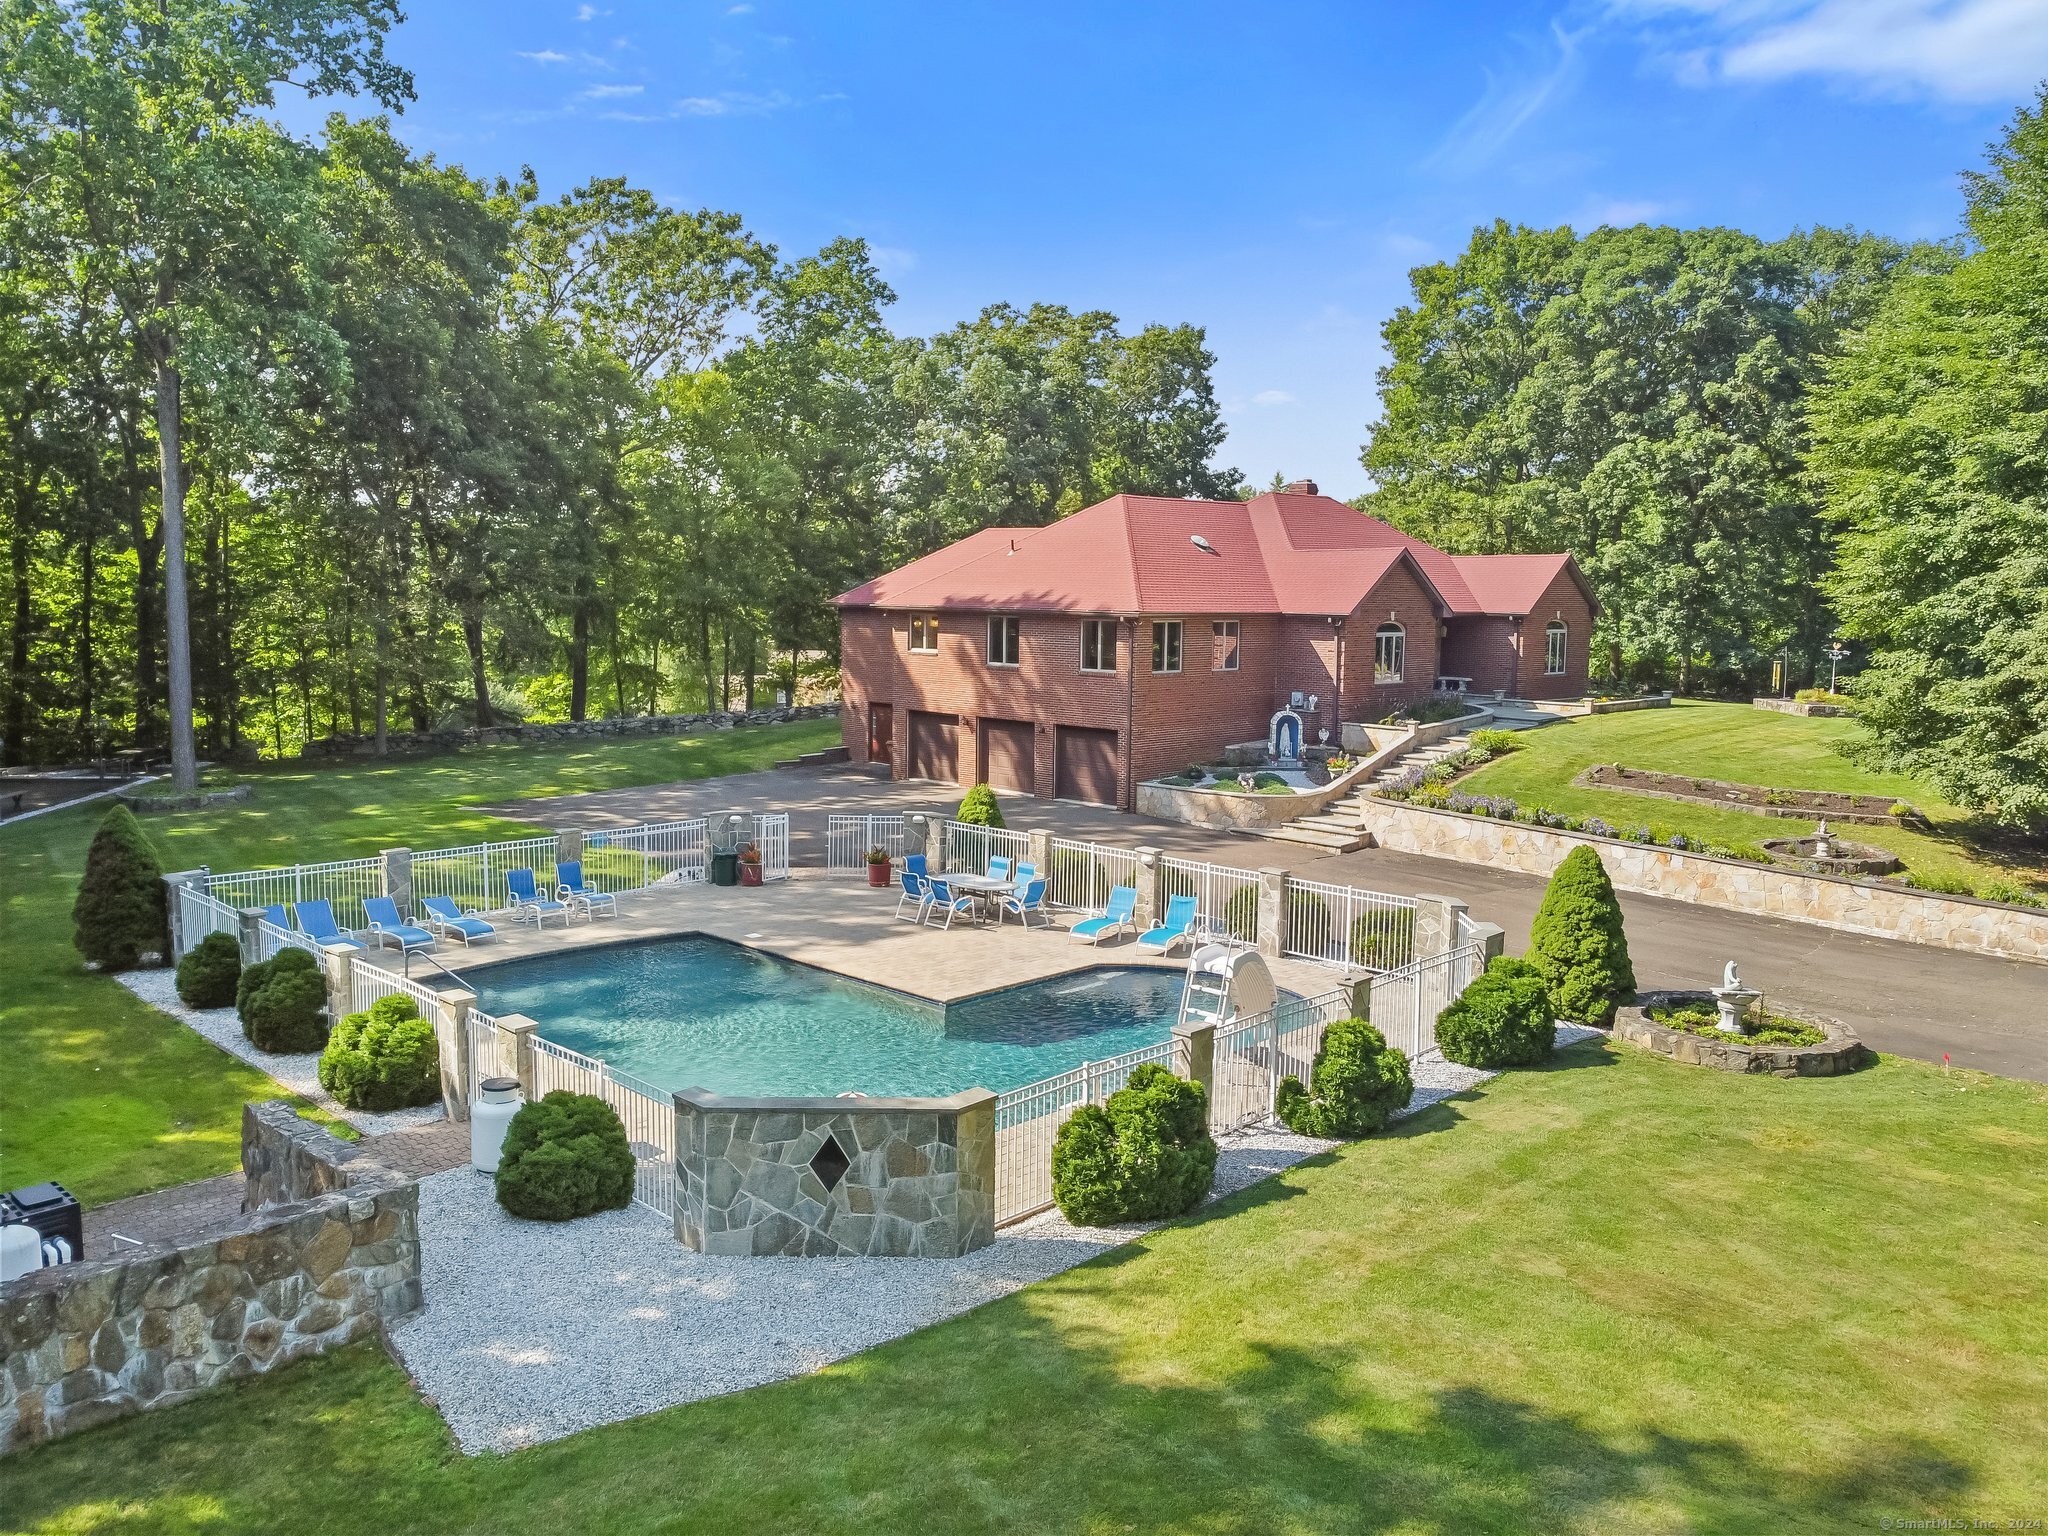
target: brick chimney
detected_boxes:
[1281,479,1319,496]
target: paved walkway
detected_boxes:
[498,767,2048,1082]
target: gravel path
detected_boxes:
[392,1028,1604,1454]
[117,969,446,1136]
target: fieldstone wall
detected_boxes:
[297,702,837,759]
[241,1099,362,1211]
[1354,799,2048,965]
[1753,697,1853,718]
[1,1104,421,1454]
[1615,993,1871,1077]
[674,1088,996,1258]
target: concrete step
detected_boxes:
[1247,823,1374,852]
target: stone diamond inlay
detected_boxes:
[809,1133,851,1193]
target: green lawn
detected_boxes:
[3,1043,2043,1534]
[1461,701,2047,900]
[0,719,840,1206]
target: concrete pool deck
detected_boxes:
[358,869,1347,1010]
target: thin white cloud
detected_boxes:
[676,90,790,116]
[727,3,754,13]
[1623,0,2048,102]
[518,49,570,64]
[1426,20,1586,175]
[581,82,644,98]
[1252,390,1296,407]
[868,245,918,276]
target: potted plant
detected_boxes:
[866,846,893,887]
[737,842,764,887]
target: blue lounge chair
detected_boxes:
[507,868,570,929]
[923,877,978,930]
[363,895,434,953]
[895,868,932,923]
[260,903,290,931]
[904,853,927,879]
[421,895,496,946]
[987,855,1013,883]
[996,877,1049,928]
[556,860,618,921]
[1138,893,1199,956]
[1070,885,1138,946]
[294,899,364,951]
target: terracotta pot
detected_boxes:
[867,862,891,887]
[738,862,763,887]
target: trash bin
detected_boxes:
[711,851,740,886]
[3,1181,82,1266]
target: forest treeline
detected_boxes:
[4,4,2043,826]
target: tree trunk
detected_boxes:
[154,356,199,790]
[570,600,590,722]
[123,435,160,756]
[463,606,492,728]
[5,511,30,767]
[743,628,756,713]
[700,611,715,712]
[77,524,95,755]
[610,610,627,718]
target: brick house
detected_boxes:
[836,482,1596,809]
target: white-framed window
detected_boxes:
[1545,620,1568,676]
[1374,622,1405,684]
[909,614,938,654]
[986,615,1020,668]
[1151,620,1183,674]
[1212,620,1240,672]
[1080,619,1116,674]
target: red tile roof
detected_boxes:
[836,491,1589,618]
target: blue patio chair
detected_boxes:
[895,868,932,923]
[987,855,1013,883]
[903,853,927,879]
[923,877,978,930]
[1009,860,1038,893]
[555,860,618,921]
[995,877,1049,928]
[293,899,364,951]
[1137,893,1200,956]
[1070,885,1138,946]
[260,903,290,932]
[507,868,571,929]
[421,895,496,946]
[363,895,434,954]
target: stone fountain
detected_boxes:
[1710,960,1760,1035]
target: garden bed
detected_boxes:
[1614,991,1869,1077]
[1571,764,1913,824]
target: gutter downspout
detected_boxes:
[1331,616,1345,740]
[1122,616,1137,811]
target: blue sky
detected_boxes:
[289,1,2048,496]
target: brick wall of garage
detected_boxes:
[1126,614,1285,791]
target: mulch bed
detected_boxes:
[1572,764,1910,823]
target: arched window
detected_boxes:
[1374,622,1405,684]
[1545,620,1568,676]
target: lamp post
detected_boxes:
[1824,641,1848,694]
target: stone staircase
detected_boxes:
[1255,730,1482,852]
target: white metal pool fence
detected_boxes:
[411,836,558,914]
[1158,856,1263,946]
[825,814,905,875]
[528,1034,679,1219]
[1369,943,1486,1060]
[1282,878,1419,972]
[1207,989,1354,1135]
[585,818,711,891]
[205,856,385,932]
[731,813,791,882]
[943,819,1032,877]
[1043,837,1143,913]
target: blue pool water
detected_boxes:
[471,935,1213,1097]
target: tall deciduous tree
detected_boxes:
[3,0,413,786]
[1813,91,2048,830]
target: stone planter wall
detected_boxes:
[1614,992,1870,1077]
[1353,799,2048,964]
[1136,756,1379,831]
[673,1088,996,1258]
[0,1102,422,1454]
[1753,697,1854,718]
[118,784,252,815]
[298,702,837,759]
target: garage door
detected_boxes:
[1054,726,1120,805]
[978,718,1036,794]
[907,710,959,784]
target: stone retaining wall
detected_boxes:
[673,1088,996,1258]
[0,1103,421,1454]
[297,702,837,759]
[1354,799,2048,964]
[1615,993,1870,1077]
[1753,696,1854,718]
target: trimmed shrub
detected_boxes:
[1275,1016,1412,1138]
[1436,956,1555,1069]
[1466,727,1524,757]
[318,994,439,1111]
[495,1091,636,1221]
[955,783,1005,828]
[1525,846,1636,1026]
[175,932,242,1009]
[1051,1063,1217,1226]
[1351,905,1415,968]
[71,803,168,970]
[239,947,329,1053]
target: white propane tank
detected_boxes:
[470,1077,523,1173]
[0,1222,42,1282]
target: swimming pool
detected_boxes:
[470,935,1218,1098]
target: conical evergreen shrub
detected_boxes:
[71,803,169,970]
[955,783,1005,828]
[1525,846,1636,1026]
